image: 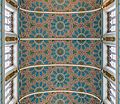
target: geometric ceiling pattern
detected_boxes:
[19,0,103,103]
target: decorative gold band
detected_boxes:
[103,70,115,81]
[103,0,115,8]
[5,37,18,42]
[5,70,17,81]
[6,0,17,8]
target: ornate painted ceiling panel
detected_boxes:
[18,0,103,103]
[20,0,102,12]
[19,11,102,38]
[19,40,102,68]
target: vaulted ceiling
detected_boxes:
[19,0,102,103]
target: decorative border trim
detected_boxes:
[19,90,101,102]
[20,64,101,71]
